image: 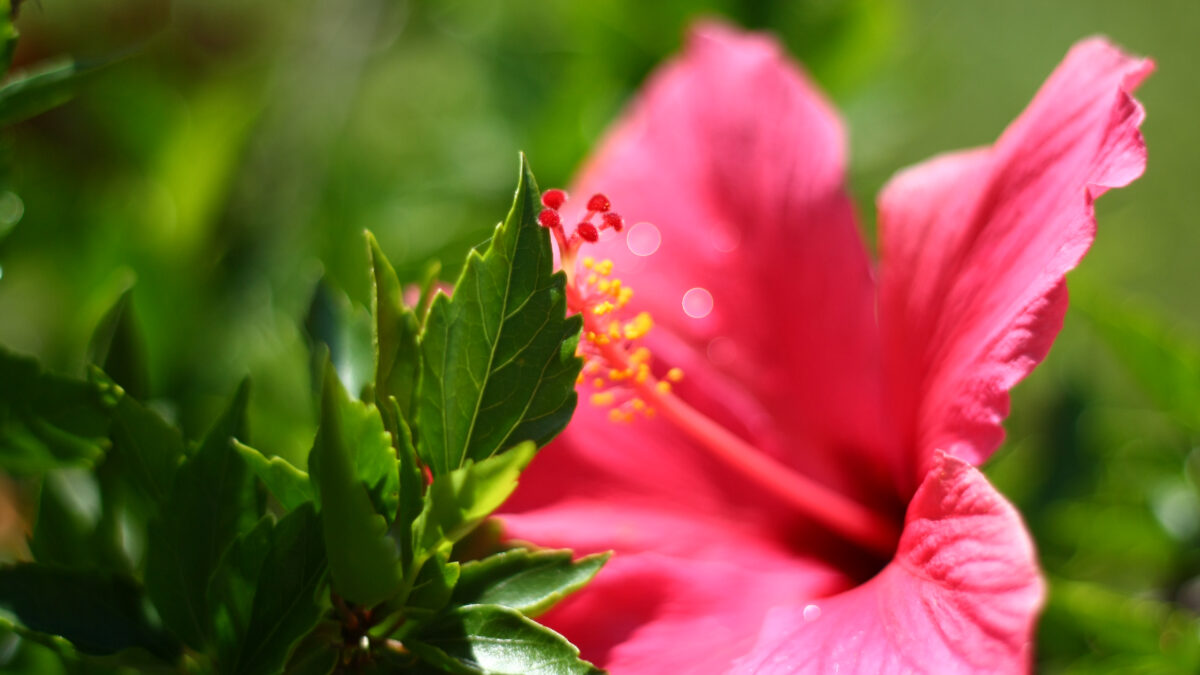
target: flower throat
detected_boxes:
[539,189,901,557]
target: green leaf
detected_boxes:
[0,57,106,127]
[368,231,421,431]
[412,442,535,560]
[211,504,328,675]
[235,441,314,512]
[0,563,180,662]
[309,358,404,607]
[144,381,256,650]
[403,553,460,619]
[305,280,374,401]
[30,468,130,574]
[416,155,582,475]
[87,286,151,402]
[452,550,609,618]
[0,347,115,473]
[105,380,185,508]
[388,395,425,571]
[0,1,19,83]
[408,604,601,675]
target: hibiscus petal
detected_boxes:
[730,453,1044,674]
[502,503,850,674]
[565,20,895,506]
[877,38,1153,481]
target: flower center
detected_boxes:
[539,190,901,557]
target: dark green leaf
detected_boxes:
[403,553,460,619]
[309,358,403,607]
[383,395,425,571]
[368,231,421,431]
[412,442,535,560]
[144,381,256,650]
[0,347,115,473]
[105,381,185,508]
[0,0,17,78]
[212,504,329,675]
[235,441,314,512]
[87,286,150,402]
[408,604,601,675]
[0,58,107,127]
[0,563,180,662]
[304,280,374,402]
[30,469,129,574]
[452,549,608,618]
[282,627,340,675]
[416,155,582,474]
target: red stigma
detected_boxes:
[602,212,624,232]
[587,193,611,212]
[542,189,568,210]
[576,222,599,242]
[538,209,561,228]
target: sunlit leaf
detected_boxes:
[415,156,581,475]
[452,549,608,618]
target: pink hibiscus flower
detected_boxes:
[501,22,1151,674]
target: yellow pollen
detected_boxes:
[585,331,597,343]
[608,321,622,339]
[656,381,672,395]
[596,334,611,345]
[616,287,634,307]
[592,378,606,388]
[597,279,611,293]
[609,369,627,381]
[608,408,630,424]
[583,256,595,269]
[608,279,622,294]
[667,368,684,382]
[596,259,614,275]
[586,274,598,286]
[631,398,646,411]
[593,301,614,316]
[624,312,654,340]
[635,364,650,384]
[644,407,657,419]
[575,373,585,385]
[632,347,652,364]
[591,392,616,407]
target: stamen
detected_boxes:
[542,186,901,557]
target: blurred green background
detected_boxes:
[0,0,1197,671]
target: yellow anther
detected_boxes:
[585,331,597,343]
[635,364,650,384]
[656,381,672,395]
[583,256,595,269]
[631,398,646,411]
[608,279,622,295]
[667,368,684,382]
[609,369,627,381]
[608,408,631,424]
[624,312,654,340]
[596,259,614,275]
[593,301,614,316]
[591,392,616,407]
[608,321,622,339]
[575,373,585,385]
[597,279,611,293]
[596,334,610,345]
[617,288,634,307]
[631,347,652,364]
[593,378,606,388]
[587,274,598,286]
[644,407,657,419]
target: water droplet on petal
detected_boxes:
[627,222,661,257]
[682,287,713,319]
[803,604,821,622]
